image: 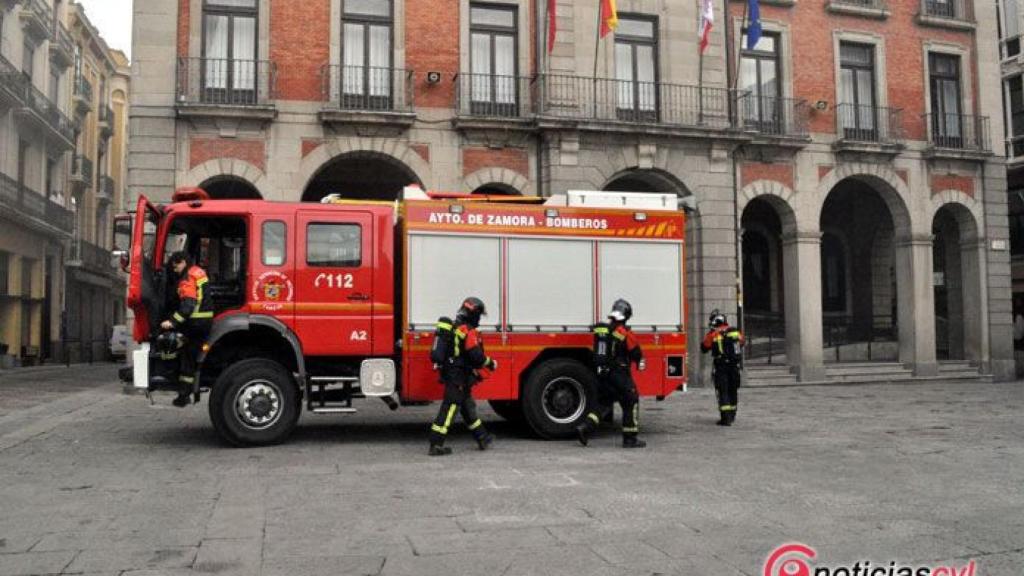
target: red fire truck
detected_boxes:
[121,187,687,446]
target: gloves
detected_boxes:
[596,366,610,376]
[486,358,498,371]
[638,359,647,372]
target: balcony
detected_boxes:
[176,57,277,121]
[917,0,974,29]
[70,154,93,192]
[319,65,415,129]
[826,0,889,18]
[738,95,811,144]
[19,0,52,41]
[1007,135,1024,161]
[49,21,75,68]
[923,113,992,161]
[0,55,27,109]
[535,74,743,138]
[0,172,74,236]
[832,103,904,155]
[67,239,116,274]
[97,175,115,203]
[73,75,93,117]
[454,73,536,132]
[15,83,75,149]
[98,104,114,140]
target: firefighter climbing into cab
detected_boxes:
[701,310,744,426]
[158,251,214,407]
[576,299,647,449]
[427,297,497,456]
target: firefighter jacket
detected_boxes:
[701,326,744,364]
[610,323,643,371]
[451,323,496,373]
[170,265,214,329]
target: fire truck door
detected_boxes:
[295,211,374,356]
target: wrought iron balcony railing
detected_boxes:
[536,74,736,130]
[20,0,52,39]
[738,95,810,138]
[0,171,74,234]
[71,154,93,185]
[50,21,74,64]
[320,65,414,113]
[74,74,93,107]
[177,57,277,107]
[834,103,903,145]
[920,0,973,22]
[69,239,115,271]
[924,113,990,153]
[98,175,115,201]
[454,73,535,119]
[23,83,75,143]
[0,54,27,106]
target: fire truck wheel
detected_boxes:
[521,358,598,439]
[488,399,525,423]
[209,358,300,447]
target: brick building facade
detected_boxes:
[129,0,1013,382]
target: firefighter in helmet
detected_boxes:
[427,297,497,456]
[159,251,214,407]
[701,310,744,426]
[576,298,647,448]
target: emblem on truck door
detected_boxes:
[252,271,294,303]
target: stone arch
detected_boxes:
[297,138,431,198]
[929,190,983,242]
[739,179,798,236]
[815,162,912,234]
[463,167,532,196]
[601,167,693,196]
[184,158,268,198]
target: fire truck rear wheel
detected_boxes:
[521,358,598,439]
[209,358,300,447]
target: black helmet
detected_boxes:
[710,309,727,327]
[155,330,183,355]
[608,298,633,322]
[458,297,487,327]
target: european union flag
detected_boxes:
[746,0,762,50]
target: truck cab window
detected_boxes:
[307,223,361,267]
[262,221,287,266]
[162,216,248,312]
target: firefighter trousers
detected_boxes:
[429,373,489,446]
[713,361,741,423]
[583,369,640,439]
[178,322,210,395]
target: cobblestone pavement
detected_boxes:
[0,366,1021,576]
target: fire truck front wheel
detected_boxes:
[521,359,598,439]
[209,358,300,447]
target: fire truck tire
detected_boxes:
[488,399,525,423]
[209,358,300,447]
[521,358,598,439]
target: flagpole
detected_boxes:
[593,0,602,119]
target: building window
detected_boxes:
[469,4,517,116]
[1002,0,1021,58]
[739,32,780,131]
[22,41,34,82]
[307,224,361,268]
[17,141,29,190]
[342,0,392,109]
[929,53,962,146]
[1008,76,1024,157]
[48,69,59,103]
[0,252,9,297]
[45,158,56,199]
[202,0,258,105]
[614,15,658,122]
[838,42,876,139]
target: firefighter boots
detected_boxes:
[575,424,590,446]
[475,431,494,451]
[172,393,191,407]
[428,443,452,456]
[622,435,647,448]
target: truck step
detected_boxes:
[309,406,357,414]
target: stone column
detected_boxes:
[782,231,825,381]
[895,234,938,376]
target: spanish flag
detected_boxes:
[599,0,618,37]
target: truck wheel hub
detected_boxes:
[234,380,282,429]
[541,377,585,424]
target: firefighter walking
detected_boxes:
[701,311,744,426]
[427,297,496,456]
[159,252,214,407]
[576,299,647,449]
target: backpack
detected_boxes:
[592,323,614,371]
[430,316,455,366]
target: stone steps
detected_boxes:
[744,360,986,387]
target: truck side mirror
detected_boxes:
[113,215,132,272]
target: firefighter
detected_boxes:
[701,310,744,426]
[159,251,214,407]
[576,299,647,449]
[428,297,497,456]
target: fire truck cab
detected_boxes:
[122,188,687,446]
